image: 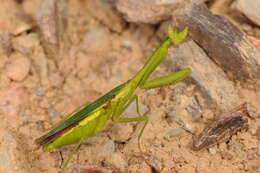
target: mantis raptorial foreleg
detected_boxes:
[140,68,191,89]
[112,68,191,150]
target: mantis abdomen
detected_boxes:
[43,109,110,151]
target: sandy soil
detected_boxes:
[0,0,259,173]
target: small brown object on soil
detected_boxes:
[192,103,256,151]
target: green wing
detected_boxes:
[35,83,126,146]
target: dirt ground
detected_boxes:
[0,0,259,173]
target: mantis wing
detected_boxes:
[35,83,126,146]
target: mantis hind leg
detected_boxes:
[112,95,149,152]
[60,138,83,172]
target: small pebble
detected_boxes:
[3,134,16,143]
[129,161,152,173]
[208,147,217,155]
[104,152,127,173]
[0,154,7,164]
[49,111,59,120]
[5,53,31,81]
[101,140,115,154]
[167,128,184,137]
[143,154,162,172]
[0,29,12,56]
[123,101,148,117]
[167,110,177,118]
[67,164,108,173]
[220,151,233,160]
[145,89,158,95]
[33,90,47,97]
[48,72,64,87]
[186,96,202,121]
[81,28,111,54]
[246,151,256,160]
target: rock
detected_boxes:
[166,128,185,138]
[114,0,182,24]
[22,0,41,18]
[0,86,28,127]
[128,157,152,173]
[67,164,114,173]
[173,1,260,87]
[48,71,64,88]
[36,0,68,59]
[249,36,260,50]
[0,28,12,56]
[4,53,31,81]
[208,147,217,155]
[103,152,127,173]
[101,140,116,154]
[185,95,203,121]
[167,40,240,111]
[145,88,158,95]
[109,123,133,143]
[220,151,233,160]
[76,52,91,79]
[86,0,125,32]
[123,101,149,117]
[81,27,111,55]
[49,110,59,120]
[0,1,33,35]
[0,126,34,173]
[0,130,18,173]
[143,154,163,172]
[232,0,260,26]
[33,89,47,97]
[12,33,40,55]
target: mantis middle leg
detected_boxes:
[112,95,149,151]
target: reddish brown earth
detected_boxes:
[0,0,259,173]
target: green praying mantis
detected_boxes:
[35,27,191,169]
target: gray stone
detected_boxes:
[0,154,8,164]
[103,152,128,173]
[208,147,217,155]
[0,30,12,56]
[123,101,149,117]
[49,110,59,120]
[167,40,240,111]
[232,0,260,26]
[114,0,182,24]
[33,89,47,96]
[143,154,163,172]
[166,128,184,137]
[101,140,116,154]
[36,0,68,59]
[173,1,260,87]
[86,0,125,32]
[186,95,203,121]
[81,27,111,55]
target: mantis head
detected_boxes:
[168,27,189,46]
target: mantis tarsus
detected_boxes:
[35,27,191,169]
